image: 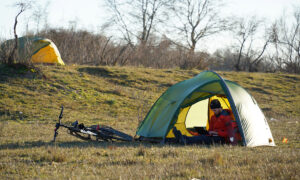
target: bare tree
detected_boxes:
[209,48,236,71]
[32,1,50,34]
[170,0,228,53]
[104,0,171,46]
[7,2,31,65]
[231,16,270,71]
[271,7,300,73]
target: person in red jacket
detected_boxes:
[208,99,240,144]
[173,99,240,145]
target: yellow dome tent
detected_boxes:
[1,37,65,65]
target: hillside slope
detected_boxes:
[1,65,299,123]
[1,64,299,140]
[0,65,299,179]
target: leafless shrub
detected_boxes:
[179,51,210,70]
[37,29,134,66]
[34,28,210,69]
[0,37,33,65]
[268,6,300,74]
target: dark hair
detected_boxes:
[210,99,221,109]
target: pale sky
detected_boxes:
[0,0,298,51]
[0,0,106,38]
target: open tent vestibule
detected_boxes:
[136,71,275,147]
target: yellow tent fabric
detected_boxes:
[166,95,232,138]
[1,37,65,65]
[31,42,64,65]
[166,107,193,138]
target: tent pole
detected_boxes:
[207,70,247,146]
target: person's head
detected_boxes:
[210,99,222,115]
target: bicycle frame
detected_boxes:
[52,106,133,142]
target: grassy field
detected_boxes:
[0,64,299,179]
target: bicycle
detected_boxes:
[52,106,133,142]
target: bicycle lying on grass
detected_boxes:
[52,106,133,142]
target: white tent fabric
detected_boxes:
[227,81,275,147]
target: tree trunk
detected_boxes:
[8,7,25,65]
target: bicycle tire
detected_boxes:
[98,126,133,142]
[68,128,112,142]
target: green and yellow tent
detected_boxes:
[1,37,64,65]
[136,71,275,147]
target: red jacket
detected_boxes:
[209,109,241,142]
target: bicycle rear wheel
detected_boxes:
[98,126,133,142]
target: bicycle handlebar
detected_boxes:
[59,105,64,122]
[52,105,64,142]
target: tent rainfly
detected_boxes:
[1,37,65,65]
[136,71,275,147]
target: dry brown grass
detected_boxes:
[0,121,299,179]
[0,65,299,179]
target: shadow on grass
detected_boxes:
[249,87,271,95]
[0,64,43,82]
[77,67,161,90]
[77,67,115,78]
[0,140,217,150]
[0,140,176,150]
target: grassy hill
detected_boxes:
[0,65,299,179]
